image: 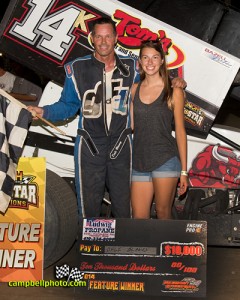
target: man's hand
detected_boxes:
[171,77,187,89]
[27,106,44,120]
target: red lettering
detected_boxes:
[113,9,185,68]
[114,10,141,36]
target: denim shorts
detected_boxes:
[132,156,181,182]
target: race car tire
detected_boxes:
[44,169,78,269]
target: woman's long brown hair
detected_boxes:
[138,40,174,110]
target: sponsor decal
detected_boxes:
[184,100,205,127]
[162,277,202,292]
[0,158,45,281]
[9,171,38,209]
[203,47,233,68]
[82,218,116,241]
[189,145,240,188]
[4,0,184,69]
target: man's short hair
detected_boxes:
[91,17,117,36]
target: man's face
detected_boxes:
[91,23,117,60]
[0,67,6,76]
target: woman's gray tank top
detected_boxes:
[132,82,179,172]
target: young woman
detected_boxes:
[131,40,188,219]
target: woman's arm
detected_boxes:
[172,87,188,195]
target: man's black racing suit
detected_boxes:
[43,53,139,217]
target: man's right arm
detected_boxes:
[27,105,44,120]
[42,76,81,121]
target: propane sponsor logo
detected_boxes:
[82,219,116,241]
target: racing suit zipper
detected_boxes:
[103,68,109,136]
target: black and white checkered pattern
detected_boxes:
[0,93,31,213]
[55,264,70,279]
[15,175,36,184]
[68,267,84,282]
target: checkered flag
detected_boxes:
[0,92,31,213]
[21,175,35,184]
[68,268,84,282]
[55,264,70,279]
[15,175,35,184]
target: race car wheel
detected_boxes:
[44,169,78,268]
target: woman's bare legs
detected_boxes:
[153,177,179,219]
[131,181,154,219]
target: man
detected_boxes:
[0,58,16,93]
[29,17,185,218]
[0,57,42,105]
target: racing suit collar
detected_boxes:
[115,54,130,77]
[91,53,130,77]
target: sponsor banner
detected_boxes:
[82,219,116,241]
[0,157,46,282]
[1,0,240,137]
[77,218,207,297]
